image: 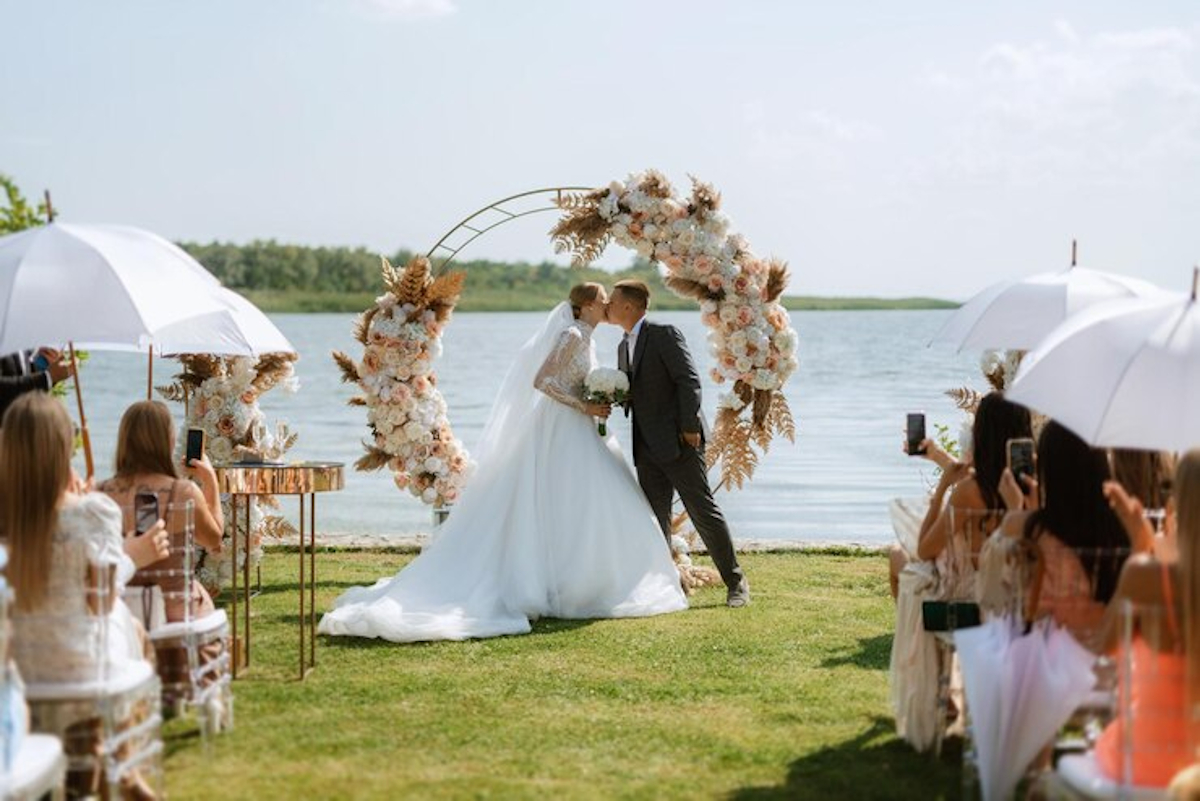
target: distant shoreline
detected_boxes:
[242,289,959,314]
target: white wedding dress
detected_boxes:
[319,303,687,643]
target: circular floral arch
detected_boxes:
[334,170,799,508]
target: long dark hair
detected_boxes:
[972,392,1032,511]
[1025,421,1129,602]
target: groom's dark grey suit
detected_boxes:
[622,319,745,591]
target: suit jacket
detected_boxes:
[628,321,706,465]
[0,351,50,423]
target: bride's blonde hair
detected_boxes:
[569,283,603,320]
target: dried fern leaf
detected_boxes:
[945,387,982,413]
[688,174,721,214]
[763,258,790,303]
[426,270,466,307]
[395,256,432,307]
[769,393,797,442]
[347,396,367,407]
[157,383,186,403]
[664,276,716,303]
[331,351,360,384]
[354,445,393,472]
[353,306,380,346]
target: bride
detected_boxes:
[319,283,688,643]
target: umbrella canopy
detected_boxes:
[81,286,295,357]
[1006,271,1198,451]
[0,223,229,354]
[956,616,1096,801]
[930,265,1168,352]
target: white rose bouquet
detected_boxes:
[583,367,630,436]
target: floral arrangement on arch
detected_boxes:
[333,256,474,507]
[159,353,300,593]
[551,169,799,489]
[939,349,1029,460]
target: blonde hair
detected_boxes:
[1177,450,1200,724]
[568,283,603,320]
[114,401,179,481]
[0,393,74,611]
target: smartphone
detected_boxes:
[1008,437,1036,486]
[906,412,926,456]
[31,352,50,372]
[134,492,159,537]
[185,428,206,465]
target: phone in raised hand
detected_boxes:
[1007,437,1035,487]
[906,412,926,456]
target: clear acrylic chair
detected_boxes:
[935,508,1003,785]
[1,544,68,800]
[117,492,233,740]
[1057,598,1187,799]
[20,549,164,799]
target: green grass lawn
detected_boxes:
[163,550,959,800]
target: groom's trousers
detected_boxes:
[634,429,745,591]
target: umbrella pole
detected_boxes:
[147,347,153,400]
[68,342,94,480]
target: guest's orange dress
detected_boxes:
[1094,563,1188,787]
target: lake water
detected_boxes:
[71,310,980,545]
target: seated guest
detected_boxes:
[1087,451,1199,788]
[997,421,1130,639]
[889,393,1032,751]
[0,393,152,682]
[1110,448,1177,560]
[0,393,162,799]
[890,393,1032,597]
[98,401,224,623]
[0,348,72,423]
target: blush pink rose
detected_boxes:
[707,275,725,293]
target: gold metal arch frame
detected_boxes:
[424,186,593,274]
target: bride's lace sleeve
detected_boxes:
[534,328,587,412]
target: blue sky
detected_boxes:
[3,1,1198,298]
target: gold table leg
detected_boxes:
[244,496,252,669]
[230,494,239,679]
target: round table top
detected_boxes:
[213,461,345,495]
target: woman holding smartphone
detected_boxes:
[99,401,224,623]
[890,392,1032,751]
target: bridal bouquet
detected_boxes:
[583,367,629,436]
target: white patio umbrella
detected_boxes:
[82,286,294,357]
[1006,269,1198,451]
[956,616,1096,801]
[0,223,228,354]
[0,223,234,475]
[930,254,1168,352]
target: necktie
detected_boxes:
[618,333,631,374]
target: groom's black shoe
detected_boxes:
[726,578,750,608]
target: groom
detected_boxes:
[606,280,750,608]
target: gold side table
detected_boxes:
[214,461,344,680]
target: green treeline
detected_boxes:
[179,240,956,313]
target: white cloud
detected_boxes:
[354,0,457,21]
[743,102,882,171]
[914,22,1200,188]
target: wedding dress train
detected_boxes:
[318,304,687,643]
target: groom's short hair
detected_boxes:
[613,280,650,311]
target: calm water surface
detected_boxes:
[73,310,980,545]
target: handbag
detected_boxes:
[921,600,982,632]
[122,584,166,632]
